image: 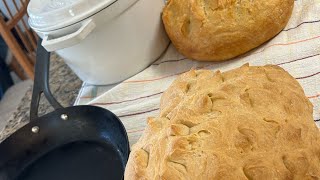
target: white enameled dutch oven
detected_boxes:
[28,0,170,85]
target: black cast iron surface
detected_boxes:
[0,39,129,180]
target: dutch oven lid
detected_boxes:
[28,0,117,31]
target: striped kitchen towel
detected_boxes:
[75,83,117,105]
[88,0,320,146]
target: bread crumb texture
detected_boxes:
[124,64,320,180]
[162,0,294,61]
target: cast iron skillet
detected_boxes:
[0,40,130,180]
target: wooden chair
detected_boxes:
[0,0,37,80]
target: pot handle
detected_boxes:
[30,39,63,120]
[41,19,96,52]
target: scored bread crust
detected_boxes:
[124,64,320,179]
[162,0,294,61]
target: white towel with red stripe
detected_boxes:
[88,0,320,146]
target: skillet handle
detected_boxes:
[30,39,63,121]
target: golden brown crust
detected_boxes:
[162,0,294,61]
[124,64,320,180]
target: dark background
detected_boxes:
[0,11,14,100]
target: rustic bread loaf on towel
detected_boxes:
[162,0,294,61]
[124,64,320,179]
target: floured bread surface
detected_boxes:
[162,0,294,61]
[124,64,320,180]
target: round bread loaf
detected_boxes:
[124,64,320,179]
[162,0,294,61]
